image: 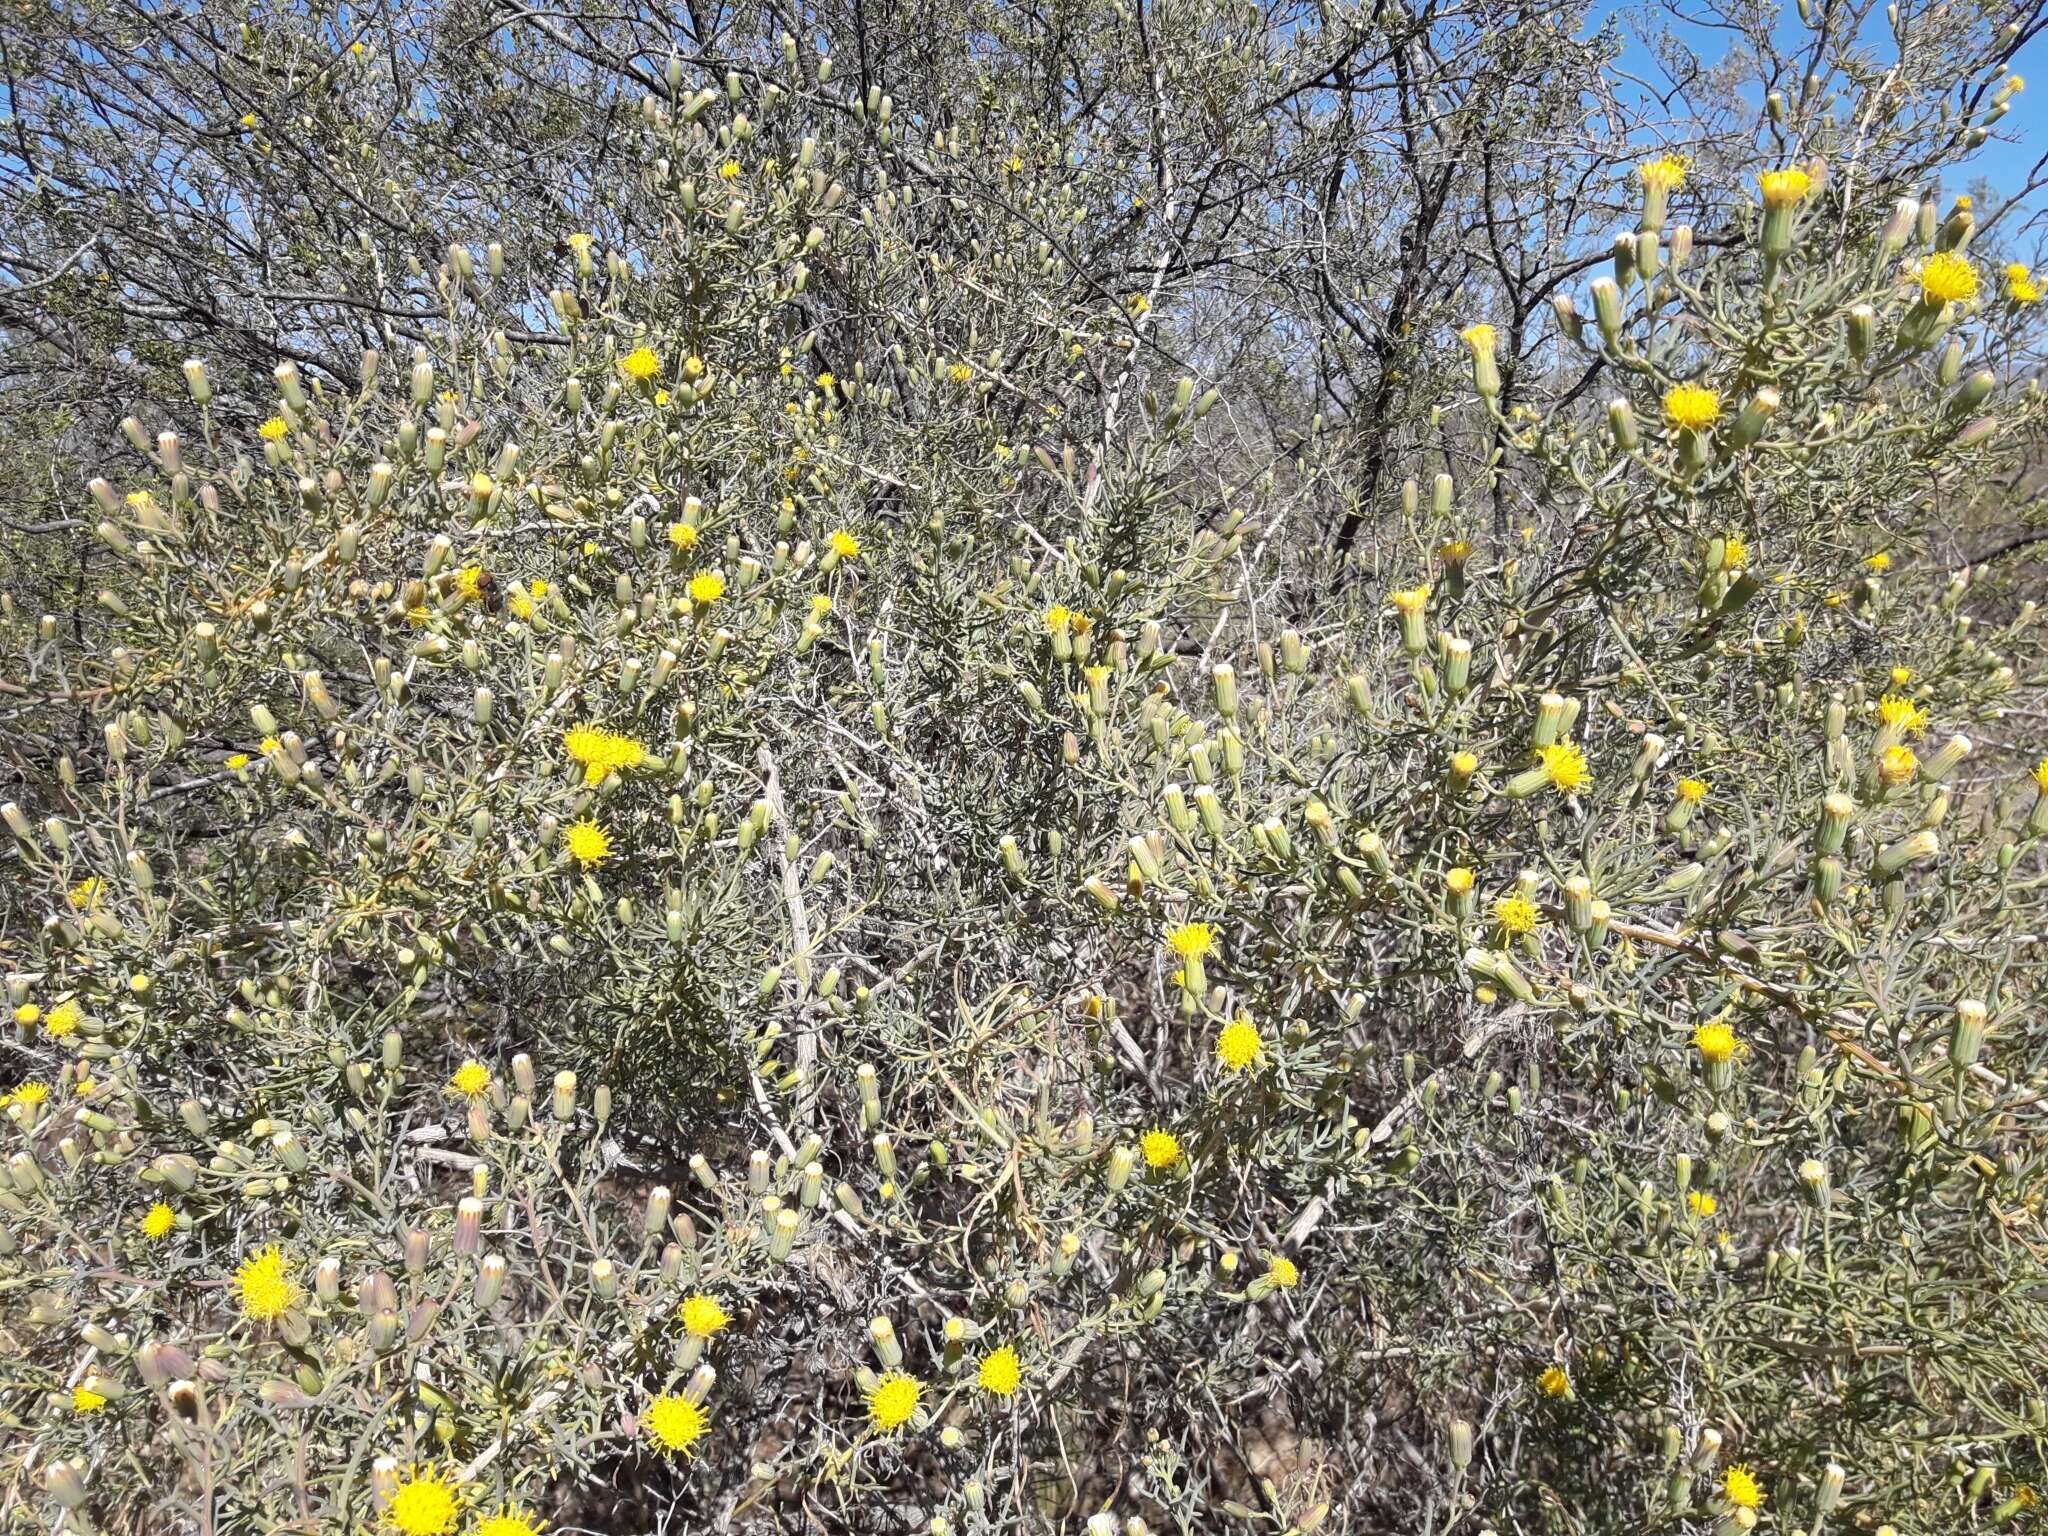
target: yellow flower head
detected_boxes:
[1536,1365,1572,1399]
[448,1060,491,1098]
[1141,1128,1183,1169]
[564,819,612,867]
[1215,1016,1262,1071]
[1638,154,1687,192]
[67,876,103,909]
[1759,167,1813,208]
[234,1244,302,1321]
[259,416,289,442]
[11,1005,36,1027]
[645,1393,709,1455]
[1878,744,1918,787]
[1445,866,1475,894]
[829,528,862,559]
[2,1082,50,1109]
[1266,1255,1299,1289]
[2035,757,2048,793]
[868,1370,922,1431]
[1889,665,1914,687]
[1864,550,1892,572]
[1722,1465,1765,1510]
[688,569,727,605]
[1676,777,1709,804]
[1877,693,1928,735]
[142,1201,176,1239]
[1663,383,1722,431]
[565,232,593,254]
[668,522,699,551]
[977,1344,1022,1396]
[1687,1190,1719,1217]
[44,999,83,1039]
[388,1466,462,1536]
[226,753,251,770]
[73,1385,108,1413]
[1918,251,1978,306]
[1539,740,1589,793]
[815,371,836,391]
[1493,893,1541,935]
[619,347,662,382]
[1719,533,1750,572]
[719,160,741,181]
[2004,263,2041,304]
[454,565,487,600]
[1459,323,1497,357]
[681,1293,731,1339]
[1390,584,1431,616]
[472,1506,545,1536]
[1043,604,1074,634]
[1165,921,1217,959]
[1693,1021,1737,1064]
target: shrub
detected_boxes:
[3,5,2047,1535]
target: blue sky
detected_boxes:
[1593,6,2045,215]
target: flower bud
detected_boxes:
[1950,999,1989,1071]
[474,1254,508,1307]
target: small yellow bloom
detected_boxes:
[1917,251,1978,306]
[1878,744,1918,787]
[1676,777,1709,804]
[2034,757,2048,793]
[828,528,862,559]
[3,1082,50,1108]
[668,522,700,551]
[1215,1016,1262,1071]
[1165,921,1217,959]
[1536,1365,1572,1399]
[1759,167,1813,208]
[1693,1022,1737,1064]
[226,752,251,770]
[234,1244,303,1321]
[977,1344,1022,1397]
[1687,1190,1719,1218]
[719,160,741,180]
[472,1506,545,1536]
[388,1467,462,1536]
[564,819,612,867]
[688,569,727,605]
[680,1293,731,1339]
[1493,893,1541,935]
[142,1202,176,1240]
[1266,1255,1299,1289]
[1444,866,1475,894]
[1722,1465,1765,1510]
[12,1004,37,1027]
[1389,584,1430,616]
[1459,322,1497,356]
[67,876,103,909]
[1864,550,1892,572]
[1140,1128,1183,1169]
[448,1060,491,1098]
[1663,383,1722,431]
[1538,740,1589,793]
[73,1385,108,1413]
[645,1394,709,1455]
[814,371,836,391]
[2004,263,2041,303]
[867,1371,922,1431]
[1877,693,1927,735]
[1720,533,1750,572]
[1638,154,1687,192]
[258,417,290,442]
[43,999,82,1039]
[619,347,662,382]
[1043,604,1074,634]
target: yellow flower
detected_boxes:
[1444,866,1475,894]
[828,528,862,559]
[1126,293,1150,316]
[949,362,974,383]
[619,347,661,382]
[1638,154,1687,192]
[1536,1365,1572,1399]
[260,736,283,756]
[688,569,727,605]
[1215,1016,1262,1071]
[565,232,594,254]
[1720,533,1750,572]
[1459,322,1497,356]
[1687,1190,1719,1218]
[867,1371,922,1431]
[1693,1022,1737,1064]
[1165,921,1217,959]
[44,999,82,1039]
[814,371,836,391]
[718,160,741,180]
[1878,744,1918,787]
[680,1293,731,1339]
[73,1385,108,1413]
[1266,1255,1299,1289]
[1889,665,1914,687]
[654,388,671,406]
[225,752,252,770]
[1389,584,1430,616]
[1877,693,1928,735]
[1141,1128,1183,1169]
[1663,383,1722,431]
[387,1466,462,1535]
[12,1004,37,1027]
[562,725,647,784]
[142,1202,176,1240]
[1043,604,1074,634]
[67,876,103,909]
[234,1245,302,1321]
[2004,263,2041,303]
[1676,777,1709,804]
[454,565,486,600]
[1918,251,1978,305]
[564,819,612,867]
[645,1393,709,1455]
[668,522,699,551]
[2,1082,50,1109]
[1538,741,1589,793]
[977,1345,1022,1397]
[1722,1465,1765,1510]
[448,1060,491,1098]
[473,1506,545,1536]
[258,417,290,442]
[1759,167,1813,208]
[2034,757,2048,793]
[1493,893,1541,935]
[1864,550,1892,572]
